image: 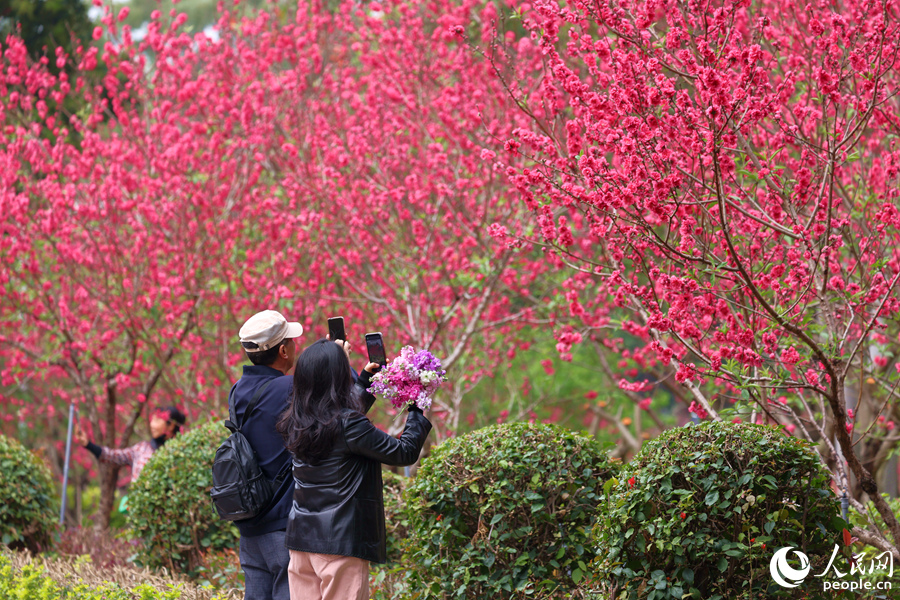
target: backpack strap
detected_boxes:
[273,457,293,485]
[224,383,239,432]
[225,379,275,434]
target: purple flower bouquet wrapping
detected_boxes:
[369,346,446,411]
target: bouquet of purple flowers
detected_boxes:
[369,346,446,411]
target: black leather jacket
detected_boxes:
[284,372,432,563]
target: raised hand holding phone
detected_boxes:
[327,316,346,342]
[327,316,351,358]
[365,332,387,367]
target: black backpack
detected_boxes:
[210,380,290,521]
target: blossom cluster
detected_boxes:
[0,0,539,458]
[369,346,446,411]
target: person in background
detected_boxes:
[74,405,186,481]
[277,339,432,600]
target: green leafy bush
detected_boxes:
[404,422,618,598]
[371,470,413,599]
[594,421,844,600]
[0,552,227,599]
[0,434,58,552]
[126,421,238,573]
[383,469,409,561]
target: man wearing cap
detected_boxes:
[232,310,304,600]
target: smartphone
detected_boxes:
[328,316,346,342]
[365,332,387,367]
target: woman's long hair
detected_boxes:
[277,338,362,464]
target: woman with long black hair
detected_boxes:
[277,338,431,600]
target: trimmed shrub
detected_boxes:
[404,422,618,598]
[383,469,409,561]
[594,421,844,600]
[371,470,413,599]
[0,434,58,552]
[126,421,238,573]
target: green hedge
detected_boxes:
[404,422,618,598]
[383,469,409,562]
[594,421,844,600]
[126,421,238,573]
[0,434,58,552]
[371,470,413,599]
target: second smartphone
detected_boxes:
[365,332,387,367]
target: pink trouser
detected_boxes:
[287,550,369,600]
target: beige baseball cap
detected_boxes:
[239,310,303,352]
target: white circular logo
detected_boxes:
[770,546,811,588]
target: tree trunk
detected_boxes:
[74,473,83,526]
[96,462,121,529]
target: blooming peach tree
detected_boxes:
[490,0,900,558]
[0,0,551,524]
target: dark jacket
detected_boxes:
[231,364,295,537]
[284,371,432,563]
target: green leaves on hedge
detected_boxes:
[370,470,416,598]
[0,553,223,599]
[383,470,409,563]
[125,422,238,574]
[593,421,845,599]
[0,435,58,552]
[403,422,617,598]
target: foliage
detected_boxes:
[463,339,680,455]
[594,421,844,599]
[0,435,58,552]
[116,0,272,34]
[126,422,238,573]
[490,0,900,556]
[0,551,234,600]
[371,470,413,599]
[193,548,243,592]
[0,0,93,70]
[0,0,103,147]
[848,493,900,589]
[382,469,410,561]
[404,422,618,598]
[63,483,128,531]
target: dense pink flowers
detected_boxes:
[497,0,900,552]
[688,402,709,420]
[780,347,802,365]
[0,0,558,523]
[3,0,900,544]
